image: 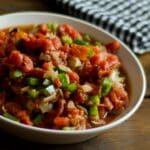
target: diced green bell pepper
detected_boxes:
[26,77,41,87]
[83,34,91,42]
[74,39,88,45]
[102,78,113,96]
[61,35,72,44]
[89,106,99,116]
[88,48,95,57]
[27,89,39,98]
[9,70,23,79]
[89,95,100,105]
[47,23,58,33]
[33,114,43,125]
[3,112,19,122]
[94,41,102,47]
[58,73,70,88]
[68,83,77,93]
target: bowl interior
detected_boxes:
[0,12,146,134]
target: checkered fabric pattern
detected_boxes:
[56,0,150,54]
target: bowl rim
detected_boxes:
[0,11,146,135]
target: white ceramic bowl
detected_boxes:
[0,12,146,144]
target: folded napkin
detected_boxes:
[56,0,150,54]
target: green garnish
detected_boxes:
[27,89,39,98]
[58,73,70,88]
[33,114,43,125]
[83,34,91,42]
[61,35,72,44]
[26,77,41,87]
[9,70,23,79]
[3,112,19,122]
[88,48,95,57]
[68,83,77,93]
[47,23,58,33]
[94,41,102,47]
[89,106,99,116]
[102,78,113,96]
[89,95,100,105]
[74,39,88,45]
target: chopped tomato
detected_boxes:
[21,55,34,72]
[70,44,89,61]
[90,54,102,65]
[7,50,33,73]
[106,40,120,52]
[74,89,87,103]
[107,53,120,68]
[23,36,62,52]
[92,46,101,54]
[54,116,70,127]
[7,50,23,66]
[17,111,33,125]
[54,78,62,88]
[60,44,70,52]
[90,51,107,65]
[58,24,82,39]
[29,68,45,78]
[68,71,79,83]
[42,62,53,70]
[38,23,50,34]
[109,89,127,110]
[4,102,21,115]
[68,108,79,116]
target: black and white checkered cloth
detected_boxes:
[56,0,150,54]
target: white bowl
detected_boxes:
[0,12,146,144]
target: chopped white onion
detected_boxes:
[68,57,82,69]
[40,102,53,113]
[58,64,71,72]
[46,85,55,94]
[43,92,57,103]
[44,69,58,81]
[67,101,76,109]
[39,52,51,61]
[81,83,93,93]
[21,86,30,93]
[109,69,125,89]
[91,119,105,125]
[50,51,61,64]
[46,33,55,39]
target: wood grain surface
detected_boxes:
[0,1,149,149]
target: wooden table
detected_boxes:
[0,1,149,149]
